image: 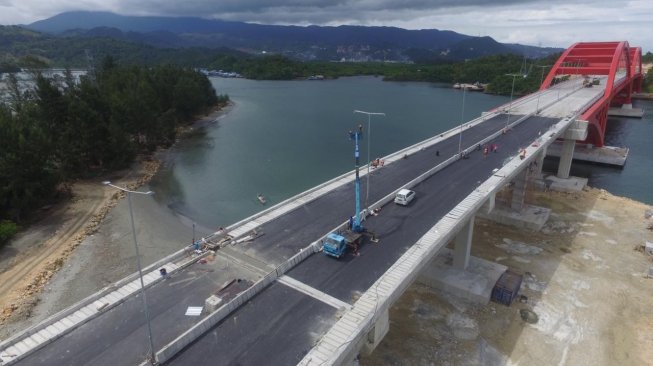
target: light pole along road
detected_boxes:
[458,85,467,155]
[353,109,385,213]
[102,181,157,365]
[534,65,551,114]
[505,73,524,128]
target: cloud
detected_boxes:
[0,0,651,51]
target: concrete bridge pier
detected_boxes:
[477,166,551,231]
[543,120,589,192]
[417,214,505,305]
[556,138,575,179]
[361,308,389,356]
[511,169,528,211]
[453,216,475,270]
[535,146,547,176]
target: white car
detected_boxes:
[394,189,416,206]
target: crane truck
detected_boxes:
[323,124,375,258]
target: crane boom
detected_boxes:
[349,125,364,232]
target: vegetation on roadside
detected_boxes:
[0,58,221,223]
[0,220,19,247]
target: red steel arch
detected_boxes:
[540,41,642,147]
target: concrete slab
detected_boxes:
[538,174,588,193]
[478,203,551,231]
[546,141,628,166]
[608,107,644,118]
[418,248,507,305]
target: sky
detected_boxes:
[1,0,651,52]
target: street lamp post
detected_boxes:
[102,181,156,365]
[534,65,550,114]
[505,73,520,128]
[353,109,385,213]
[458,85,467,155]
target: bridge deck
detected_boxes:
[8,78,604,366]
[165,115,560,365]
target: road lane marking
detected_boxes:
[277,276,352,310]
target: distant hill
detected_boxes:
[27,11,562,62]
[0,25,248,69]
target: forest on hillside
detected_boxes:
[0,59,225,244]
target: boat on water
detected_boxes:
[453,82,485,92]
[257,194,267,205]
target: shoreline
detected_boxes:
[0,103,231,335]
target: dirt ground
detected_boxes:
[0,158,160,330]
[362,187,653,366]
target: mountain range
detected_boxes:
[26,11,562,62]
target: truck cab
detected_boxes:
[323,233,347,258]
[323,231,364,258]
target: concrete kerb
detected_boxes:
[0,251,209,366]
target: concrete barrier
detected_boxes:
[0,247,205,363]
[155,241,321,364]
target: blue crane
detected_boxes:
[323,124,367,258]
[349,124,364,233]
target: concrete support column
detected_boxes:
[362,308,389,355]
[535,146,547,176]
[482,193,496,214]
[557,138,575,179]
[453,216,475,270]
[510,169,528,211]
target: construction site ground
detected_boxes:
[362,187,653,366]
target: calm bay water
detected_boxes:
[564,99,653,203]
[149,76,651,230]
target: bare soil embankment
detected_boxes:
[0,159,160,327]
